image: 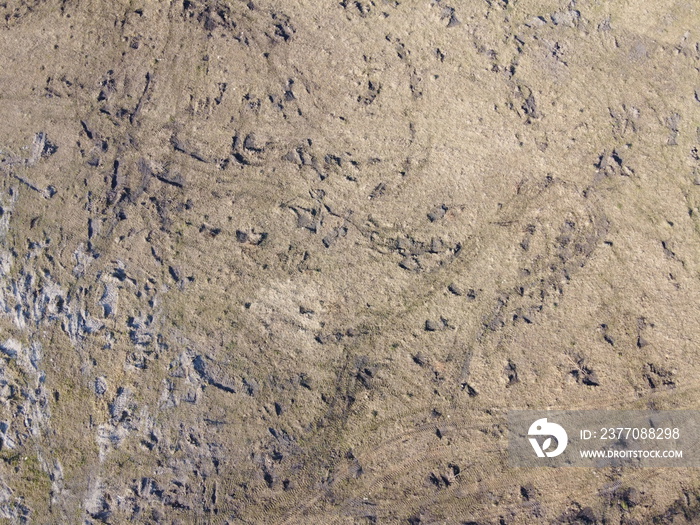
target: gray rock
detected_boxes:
[94,376,107,396]
[448,283,463,296]
[427,204,447,222]
[425,319,439,331]
[0,338,20,358]
[399,257,420,272]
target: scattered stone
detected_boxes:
[236,229,267,245]
[447,283,463,295]
[644,363,675,389]
[428,238,444,253]
[623,487,642,507]
[242,377,259,396]
[486,314,505,331]
[243,133,264,152]
[446,12,460,27]
[322,226,347,248]
[461,382,478,397]
[94,376,107,396]
[522,93,539,119]
[100,283,118,317]
[527,16,547,28]
[399,256,420,271]
[424,318,450,332]
[582,370,600,386]
[110,387,132,420]
[571,357,600,386]
[369,182,386,200]
[600,323,615,346]
[168,265,181,282]
[667,113,681,146]
[425,319,439,331]
[193,355,236,394]
[427,204,447,222]
[550,10,580,27]
[576,506,597,523]
[412,353,427,366]
[520,483,536,501]
[299,373,312,390]
[504,360,519,386]
[0,338,21,358]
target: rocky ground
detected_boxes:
[1,0,700,523]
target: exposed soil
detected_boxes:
[1,0,700,523]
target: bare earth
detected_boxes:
[1,0,700,523]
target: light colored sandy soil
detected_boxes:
[1,0,700,523]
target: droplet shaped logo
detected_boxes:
[528,418,568,458]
